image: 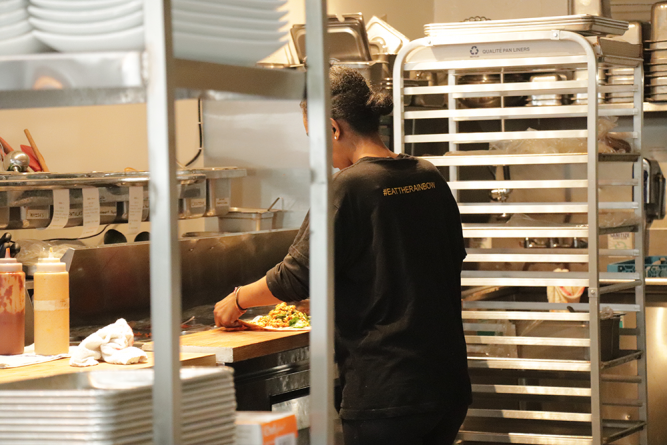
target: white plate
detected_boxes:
[0,0,26,13]
[192,0,286,10]
[173,0,286,21]
[174,31,286,65]
[28,0,141,23]
[29,0,130,11]
[0,31,49,55]
[34,25,143,52]
[29,10,141,34]
[172,9,286,32]
[173,20,286,41]
[0,19,30,40]
[0,7,28,26]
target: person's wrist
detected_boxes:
[234,286,247,312]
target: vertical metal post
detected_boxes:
[305,1,334,444]
[447,70,459,201]
[633,63,649,445]
[586,55,602,445]
[144,0,182,444]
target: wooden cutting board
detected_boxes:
[142,328,309,363]
[0,352,216,385]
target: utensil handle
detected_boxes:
[24,129,49,172]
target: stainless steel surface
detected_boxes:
[649,77,667,85]
[0,51,143,92]
[173,58,306,101]
[305,1,334,443]
[530,73,567,104]
[646,306,667,444]
[61,229,297,326]
[570,0,611,17]
[424,15,628,37]
[652,2,667,42]
[218,207,276,232]
[144,1,181,442]
[0,168,243,229]
[291,14,371,63]
[3,151,30,173]
[421,152,640,166]
[0,53,306,110]
[365,16,408,55]
[457,73,526,108]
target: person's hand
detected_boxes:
[214,290,246,328]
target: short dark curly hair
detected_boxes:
[301,66,393,135]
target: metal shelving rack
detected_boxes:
[0,1,334,443]
[393,30,648,445]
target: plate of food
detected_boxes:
[239,302,310,331]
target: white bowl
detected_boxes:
[191,0,286,10]
[173,20,286,41]
[29,0,131,11]
[29,10,142,35]
[173,31,286,65]
[0,0,27,13]
[0,8,28,26]
[172,9,286,32]
[28,0,141,23]
[172,0,287,21]
[0,31,50,55]
[34,25,143,51]
[0,19,31,40]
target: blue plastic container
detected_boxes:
[607,256,667,277]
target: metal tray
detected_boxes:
[366,15,409,55]
[424,15,629,36]
[291,13,371,63]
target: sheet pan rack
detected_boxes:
[392,28,648,445]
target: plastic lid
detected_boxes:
[35,248,66,273]
[0,248,21,273]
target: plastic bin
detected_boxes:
[607,256,667,277]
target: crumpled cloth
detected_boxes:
[70,318,148,367]
[547,268,585,310]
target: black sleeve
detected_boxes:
[265,213,311,302]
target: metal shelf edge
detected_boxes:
[174,59,305,100]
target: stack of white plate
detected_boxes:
[0,0,48,55]
[0,367,237,445]
[28,0,288,66]
[28,0,144,52]
[171,0,288,65]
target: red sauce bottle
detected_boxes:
[0,248,25,355]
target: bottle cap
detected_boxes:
[0,248,22,273]
[35,248,66,273]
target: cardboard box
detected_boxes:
[236,411,298,445]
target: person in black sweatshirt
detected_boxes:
[214,66,471,445]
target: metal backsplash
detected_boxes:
[61,229,297,326]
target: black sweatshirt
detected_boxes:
[266,154,472,420]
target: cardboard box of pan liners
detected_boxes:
[236,411,298,445]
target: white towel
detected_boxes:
[70,318,148,367]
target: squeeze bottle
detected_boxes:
[34,248,69,355]
[0,248,25,355]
